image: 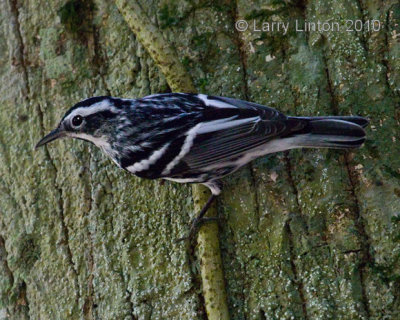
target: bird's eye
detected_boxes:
[72,115,83,127]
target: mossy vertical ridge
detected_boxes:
[113,1,230,319]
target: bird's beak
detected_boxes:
[35,127,66,149]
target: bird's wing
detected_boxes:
[163,94,305,175]
[182,117,284,170]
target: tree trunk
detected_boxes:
[0,0,399,319]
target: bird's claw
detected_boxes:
[175,216,219,243]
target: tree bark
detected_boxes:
[0,0,399,319]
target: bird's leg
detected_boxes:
[176,194,217,242]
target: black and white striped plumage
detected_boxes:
[36,93,369,196]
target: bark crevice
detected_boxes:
[284,153,304,217]
[323,47,372,318]
[8,0,30,95]
[284,151,310,319]
[344,154,372,318]
[322,52,339,115]
[6,1,81,312]
[81,9,112,316]
[229,0,262,228]
[0,236,30,319]
[0,235,15,294]
[125,289,138,320]
[82,158,96,320]
[354,0,369,52]
[36,103,81,309]
[383,5,400,99]
[90,8,111,96]
[284,218,309,320]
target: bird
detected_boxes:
[36,93,369,240]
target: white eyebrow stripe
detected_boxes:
[65,100,118,120]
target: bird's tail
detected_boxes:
[289,116,369,149]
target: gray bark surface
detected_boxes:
[0,0,399,319]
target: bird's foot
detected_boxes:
[175,216,219,243]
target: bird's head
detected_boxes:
[36,96,125,149]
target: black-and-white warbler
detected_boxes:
[36,93,369,240]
